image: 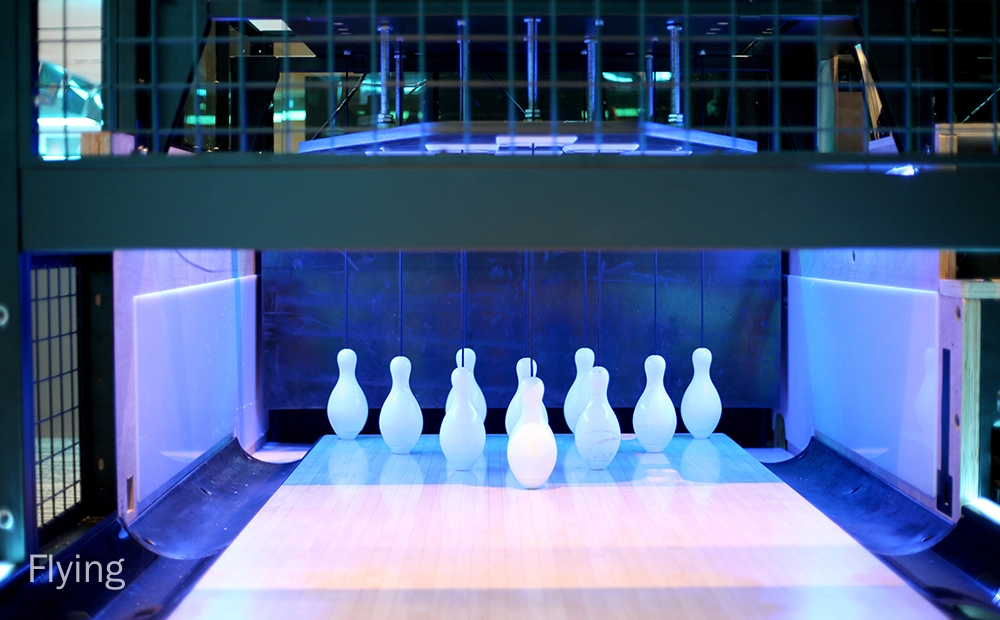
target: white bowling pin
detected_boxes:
[445,348,488,422]
[633,355,677,452]
[563,347,595,433]
[507,377,558,489]
[440,367,486,470]
[680,348,722,439]
[379,356,423,454]
[505,357,549,435]
[327,348,369,440]
[574,367,621,470]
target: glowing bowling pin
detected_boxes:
[327,348,369,440]
[574,367,621,470]
[445,348,487,421]
[440,367,486,470]
[505,357,549,435]
[633,355,677,452]
[680,348,722,439]
[507,377,557,489]
[563,347,595,433]
[379,356,423,454]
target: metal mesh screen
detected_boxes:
[31,0,1000,158]
[29,264,82,529]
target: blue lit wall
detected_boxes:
[262,250,780,411]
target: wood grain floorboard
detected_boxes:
[172,434,945,619]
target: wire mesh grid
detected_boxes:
[29,264,82,529]
[33,0,1000,158]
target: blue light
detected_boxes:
[601,72,633,83]
[885,164,918,177]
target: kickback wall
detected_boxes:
[262,250,780,412]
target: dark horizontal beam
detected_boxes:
[20,154,1000,252]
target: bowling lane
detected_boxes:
[172,435,946,619]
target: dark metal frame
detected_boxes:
[17,254,117,551]
[0,0,32,571]
[25,258,83,546]
[18,154,1000,252]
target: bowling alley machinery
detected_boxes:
[3,1,1000,619]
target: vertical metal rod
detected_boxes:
[378,22,393,126]
[32,269,41,527]
[586,32,599,122]
[525,18,540,121]
[668,21,682,125]
[946,0,954,134]
[418,0,427,148]
[191,0,201,151]
[682,1,692,138]
[56,269,64,516]
[61,0,69,157]
[549,0,558,134]
[325,0,335,141]
[771,4,782,151]
[506,0,516,138]
[728,3,737,138]
[645,45,655,122]
[236,2,247,151]
[281,0,292,152]
[395,37,404,126]
[458,19,469,123]
[904,0,912,151]
[638,0,648,152]
[993,0,998,154]
[69,267,78,507]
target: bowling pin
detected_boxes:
[680,348,722,439]
[327,348,369,440]
[507,377,557,489]
[445,348,487,422]
[505,357,549,435]
[379,356,423,454]
[563,347,595,433]
[440,367,486,470]
[633,355,677,452]
[574,366,621,470]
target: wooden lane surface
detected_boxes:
[171,434,945,619]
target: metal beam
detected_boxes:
[0,0,29,568]
[19,155,1000,251]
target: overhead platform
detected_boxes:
[172,434,945,618]
[298,121,758,156]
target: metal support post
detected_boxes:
[395,37,404,126]
[525,18,540,121]
[668,21,683,126]
[377,22,393,126]
[586,20,603,122]
[458,20,469,123]
[645,39,656,123]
